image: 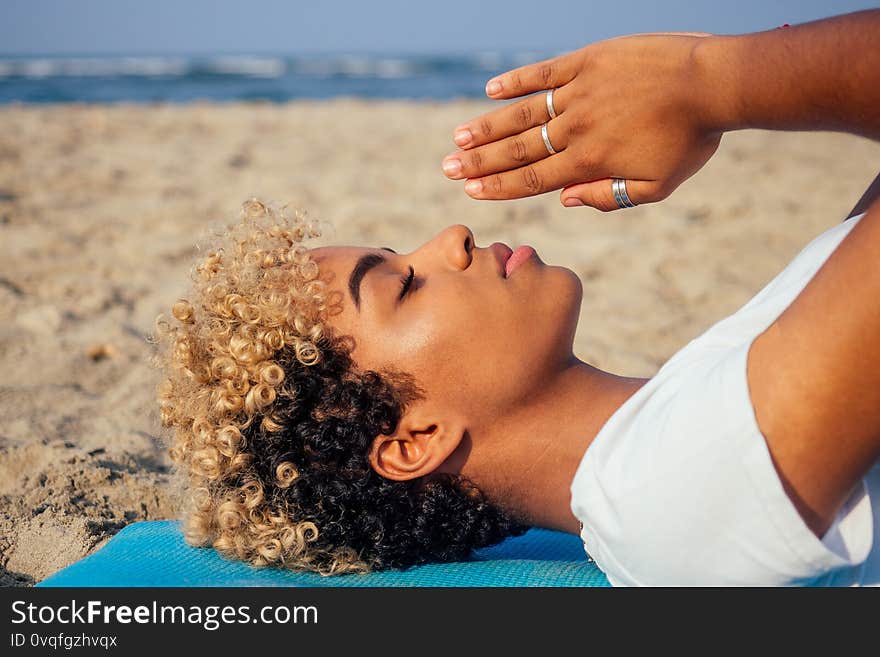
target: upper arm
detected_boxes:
[747,199,880,538]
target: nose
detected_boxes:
[418,224,474,271]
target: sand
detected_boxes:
[1,99,879,586]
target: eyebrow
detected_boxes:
[348,247,397,312]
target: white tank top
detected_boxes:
[570,211,878,586]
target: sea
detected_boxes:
[0,52,559,104]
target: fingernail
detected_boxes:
[485,79,502,96]
[465,179,483,195]
[442,158,462,177]
[453,128,472,147]
[563,198,584,207]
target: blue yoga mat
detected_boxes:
[37,521,610,587]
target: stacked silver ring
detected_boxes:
[612,178,636,208]
[541,123,557,154]
[546,88,557,119]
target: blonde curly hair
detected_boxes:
[151,199,523,575]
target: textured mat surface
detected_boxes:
[37,521,610,587]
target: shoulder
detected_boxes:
[571,340,874,585]
[744,207,880,537]
[570,214,876,585]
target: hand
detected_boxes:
[442,33,724,211]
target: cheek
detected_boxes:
[380,302,490,394]
[408,300,528,401]
[399,309,466,376]
[347,307,454,382]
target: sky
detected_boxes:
[1,0,876,56]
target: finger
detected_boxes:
[559,179,664,212]
[463,151,581,200]
[444,119,569,180]
[485,53,580,100]
[452,86,572,149]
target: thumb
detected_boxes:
[560,178,661,212]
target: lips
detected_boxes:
[505,245,536,277]
[490,242,514,277]
[489,242,536,277]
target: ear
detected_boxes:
[369,412,465,482]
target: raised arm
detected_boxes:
[747,195,880,539]
[699,11,880,140]
[443,10,880,210]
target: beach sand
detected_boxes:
[1,100,879,585]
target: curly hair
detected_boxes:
[151,199,525,575]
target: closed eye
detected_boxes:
[398,266,415,300]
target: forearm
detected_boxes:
[697,10,880,139]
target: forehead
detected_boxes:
[308,245,380,331]
[310,245,367,266]
[310,245,370,280]
[309,245,392,311]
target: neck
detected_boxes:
[462,356,649,534]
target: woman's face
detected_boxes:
[309,224,582,427]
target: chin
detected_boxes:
[550,264,584,310]
[544,265,583,356]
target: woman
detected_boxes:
[154,10,879,585]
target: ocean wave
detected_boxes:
[0,56,189,78]
[0,52,553,81]
[0,50,560,103]
[289,56,420,78]
[194,56,286,78]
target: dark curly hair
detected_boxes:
[152,199,525,574]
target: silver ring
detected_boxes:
[612,178,623,207]
[546,88,557,119]
[612,178,636,208]
[541,123,557,155]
